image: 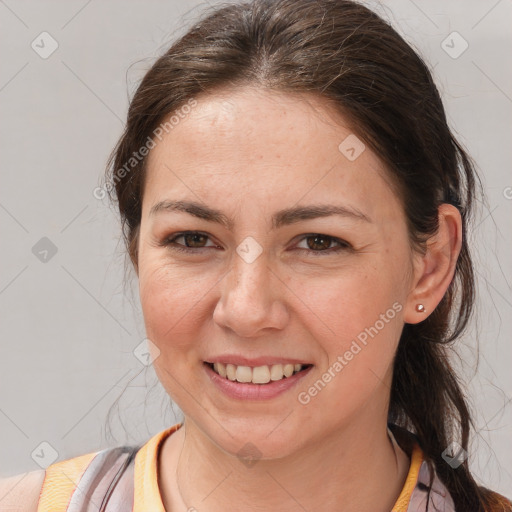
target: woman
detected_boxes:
[2,0,510,510]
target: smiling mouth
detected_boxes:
[204,361,313,384]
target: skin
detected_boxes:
[136,86,462,512]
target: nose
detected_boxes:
[212,249,289,337]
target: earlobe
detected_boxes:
[404,204,462,324]
[414,303,425,313]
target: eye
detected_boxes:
[294,233,352,255]
[161,231,218,253]
[160,231,352,256]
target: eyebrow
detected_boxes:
[149,200,372,230]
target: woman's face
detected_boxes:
[137,87,418,458]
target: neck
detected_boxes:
[158,414,410,512]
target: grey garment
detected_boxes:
[66,445,141,512]
[65,432,455,511]
[388,424,456,512]
[407,460,456,512]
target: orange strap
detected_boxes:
[37,450,100,512]
[391,442,424,511]
[133,424,182,512]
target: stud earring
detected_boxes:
[415,304,425,313]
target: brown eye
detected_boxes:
[295,234,352,255]
[181,233,209,248]
[161,231,218,253]
[306,234,332,251]
[161,231,351,256]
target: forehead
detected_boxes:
[143,87,400,223]
[148,87,362,164]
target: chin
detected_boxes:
[201,419,306,462]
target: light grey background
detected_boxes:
[1,0,511,499]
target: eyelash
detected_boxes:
[160,231,353,256]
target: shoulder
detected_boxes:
[0,449,101,512]
[0,469,46,512]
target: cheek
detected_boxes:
[138,262,210,399]
[300,264,405,388]
[313,286,403,394]
[293,271,404,425]
[138,256,211,353]
[300,264,401,336]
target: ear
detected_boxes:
[403,204,462,324]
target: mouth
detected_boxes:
[203,361,313,385]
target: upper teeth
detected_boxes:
[212,363,304,384]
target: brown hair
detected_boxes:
[105,0,510,509]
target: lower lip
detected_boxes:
[203,362,313,400]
